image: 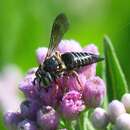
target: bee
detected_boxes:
[34,13,104,89]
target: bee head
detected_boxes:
[35,67,53,87]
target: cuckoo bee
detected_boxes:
[34,13,104,89]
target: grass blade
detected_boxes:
[103,35,128,101]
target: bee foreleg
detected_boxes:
[33,77,37,86]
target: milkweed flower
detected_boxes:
[40,83,63,107]
[4,40,106,130]
[20,100,40,120]
[37,106,59,130]
[19,73,39,99]
[114,113,130,130]
[63,73,86,91]
[27,67,38,75]
[108,100,126,123]
[83,76,106,108]
[61,90,85,119]
[17,120,38,130]
[121,93,130,113]
[36,47,48,64]
[4,112,23,130]
[58,40,82,53]
[91,107,109,129]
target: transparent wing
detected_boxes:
[45,13,69,59]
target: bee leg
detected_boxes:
[55,51,63,67]
[55,51,61,58]
[33,77,42,90]
[51,80,59,98]
[70,71,83,92]
[33,77,37,85]
[65,75,70,91]
[55,51,66,71]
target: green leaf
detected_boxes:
[103,35,128,101]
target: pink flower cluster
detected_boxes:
[4,40,106,130]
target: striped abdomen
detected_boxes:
[61,52,104,70]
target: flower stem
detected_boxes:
[76,112,84,130]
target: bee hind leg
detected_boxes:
[70,70,83,92]
[51,80,59,98]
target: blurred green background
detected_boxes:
[0,0,130,129]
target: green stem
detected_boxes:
[64,118,72,130]
[77,112,85,130]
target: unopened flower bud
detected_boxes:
[108,100,126,123]
[20,100,40,120]
[36,47,47,64]
[121,93,130,113]
[114,113,130,130]
[19,74,39,99]
[58,40,82,53]
[83,44,99,55]
[17,120,38,130]
[4,112,23,130]
[37,106,59,130]
[91,107,109,129]
[83,76,106,108]
[61,90,85,120]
